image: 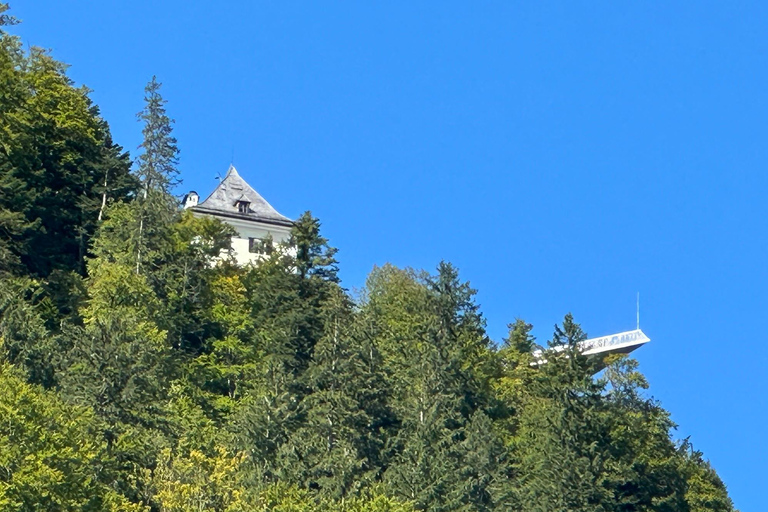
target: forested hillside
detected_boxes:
[0,5,736,511]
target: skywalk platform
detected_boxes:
[532,329,650,366]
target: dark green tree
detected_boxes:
[510,316,693,512]
[360,263,503,512]
[133,75,180,276]
[291,211,339,282]
[228,213,342,487]
[0,26,134,279]
[279,287,381,499]
[510,316,612,511]
[0,276,57,387]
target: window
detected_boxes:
[237,200,250,213]
[249,236,274,255]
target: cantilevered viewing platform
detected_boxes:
[532,329,650,367]
[578,329,650,357]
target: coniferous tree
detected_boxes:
[361,264,503,512]
[281,287,378,499]
[0,12,741,506]
[133,75,180,276]
[229,213,342,488]
[0,277,57,387]
[509,317,697,512]
[511,316,611,511]
[0,28,134,280]
[493,319,538,434]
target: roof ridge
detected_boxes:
[194,166,292,224]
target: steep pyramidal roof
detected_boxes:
[193,165,292,226]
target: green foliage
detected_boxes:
[59,260,170,431]
[132,76,181,276]
[151,447,249,512]
[0,16,738,511]
[226,213,345,487]
[360,263,504,511]
[0,364,144,511]
[508,319,698,512]
[136,76,179,197]
[0,276,58,386]
[681,443,736,512]
[0,28,134,279]
[0,3,17,26]
[250,483,415,512]
[280,287,379,498]
[290,212,339,282]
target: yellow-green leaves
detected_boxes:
[152,447,247,512]
[0,364,144,512]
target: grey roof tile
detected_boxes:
[193,165,293,226]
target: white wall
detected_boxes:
[229,221,292,266]
[193,211,292,266]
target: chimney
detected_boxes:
[183,191,199,209]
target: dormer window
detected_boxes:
[237,200,250,213]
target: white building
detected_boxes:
[184,165,293,265]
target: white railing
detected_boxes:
[531,329,650,364]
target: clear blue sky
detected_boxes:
[11,1,765,508]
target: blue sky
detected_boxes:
[10,1,766,507]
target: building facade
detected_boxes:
[184,165,292,265]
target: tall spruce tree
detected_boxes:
[509,316,695,512]
[229,213,342,487]
[510,316,612,511]
[360,264,503,512]
[133,75,180,275]
[280,286,379,499]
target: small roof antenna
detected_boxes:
[636,292,640,330]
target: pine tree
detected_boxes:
[291,211,339,282]
[281,287,376,499]
[361,263,501,511]
[509,315,607,511]
[58,259,171,434]
[133,75,180,275]
[495,319,538,413]
[229,213,341,487]
[509,316,694,512]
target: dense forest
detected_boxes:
[0,5,736,511]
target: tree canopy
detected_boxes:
[0,6,737,512]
